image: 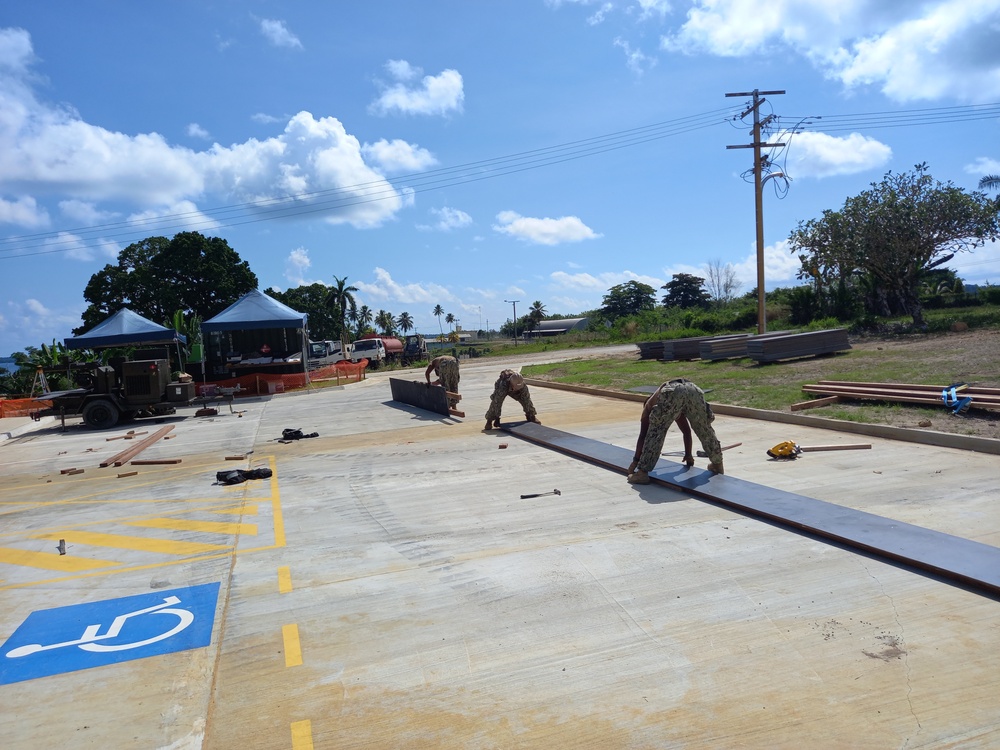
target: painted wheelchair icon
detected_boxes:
[1,582,220,685]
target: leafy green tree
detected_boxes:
[268,284,338,340]
[601,281,656,321]
[79,232,257,333]
[526,300,547,332]
[445,312,455,331]
[790,164,1000,326]
[432,304,445,336]
[326,276,358,343]
[375,309,396,335]
[661,273,711,309]
[355,305,374,337]
[396,311,414,334]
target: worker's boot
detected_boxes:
[528,415,541,425]
[627,470,650,485]
[707,462,724,475]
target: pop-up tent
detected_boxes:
[65,308,186,349]
[201,290,309,383]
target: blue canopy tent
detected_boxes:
[65,308,186,349]
[200,290,310,384]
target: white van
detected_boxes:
[350,337,386,365]
[308,340,348,362]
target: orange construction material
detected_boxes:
[101,425,174,467]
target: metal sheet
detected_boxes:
[389,377,449,416]
[502,421,1000,597]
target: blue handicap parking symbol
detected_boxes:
[1,582,220,685]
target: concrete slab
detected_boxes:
[1,349,998,749]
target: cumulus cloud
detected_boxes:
[661,0,1000,102]
[550,269,663,290]
[284,247,318,286]
[0,195,48,228]
[58,199,117,225]
[614,37,657,75]
[186,123,211,140]
[417,206,473,232]
[1,296,85,349]
[258,18,303,49]
[730,238,803,290]
[784,131,892,178]
[354,267,455,305]
[493,211,602,245]
[966,156,1000,179]
[370,60,464,116]
[361,138,437,174]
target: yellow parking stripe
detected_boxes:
[283,624,302,667]
[123,518,258,535]
[278,566,293,593]
[0,546,121,572]
[33,531,231,556]
[210,504,258,516]
[290,720,313,750]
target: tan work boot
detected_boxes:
[484,421,493,431]
[707,462,724,475]
[627,471,650,484]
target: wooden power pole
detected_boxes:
[726,89,785,334]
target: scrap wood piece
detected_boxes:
[225,455,246,461]
[130,458,182,465]
[101,424,174,467]
[59,467,78,474]
[449,408,466,418]
[696,442,742,458]
[445,391,462,402]
[61,468,84,475]
[790,395,840,412]
[117,471,138,478]
[800,443,872,452]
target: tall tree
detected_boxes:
[601,281,656,320]
[445,312,455,331]
[526,300,547,332]
[355,305,374,337]
[396,311,414,334]
[79,232,257,332]
[375,309,396,335]
[661,273,711,309]
[269,284,338,340]
[704,261,742,306]
[432,304,445,335]
[791,164,999,326]
[326,276,358,342]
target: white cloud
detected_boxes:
[1,296,84,350]
[354,267,455,305]
[614,37,657,75]
[784,130,892,178]
[588,3,615,24]
[362,138,437,174]
[418,206,473,232]
[730,238,803,291]
[125,200,220,233]
[0,195,48,228]
[258,18,302,49]
[42,231,93,262]
[284,247,318,287]
[661,0,1000,102]
[370,61,464,116]
[550,269,664,290]
[58,199,117,225]
[493,211,602,245]
[966,156,1000,178]
[186,123,211,140]
[252,112,284,124]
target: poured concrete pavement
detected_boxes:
[1,348,998,749]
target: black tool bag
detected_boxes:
[216,467,273,484]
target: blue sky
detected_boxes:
[1,1,999,355]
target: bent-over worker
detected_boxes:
[627,378,724,484]
[485,369,540,430]
[425,355,461,408]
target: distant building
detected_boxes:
[524,317,589,338]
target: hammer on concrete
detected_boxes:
[520,489,561,499]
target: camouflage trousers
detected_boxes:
[638,381,723,471]
[436,357,460,408]
[484,377,536,423]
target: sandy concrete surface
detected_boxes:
[1,349,998,749]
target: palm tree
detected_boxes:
[527,300,547,332]
[396,311,414,334]
[327,275,358,342]
[355,305,374,337]
[375,309,395,335]
[445,312,455,331]
[432,304,445,336]
[979,175,1000,192]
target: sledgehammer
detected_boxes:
[520,489,561,499]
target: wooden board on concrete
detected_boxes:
[501,421,1000,598]
[389,377,451,417]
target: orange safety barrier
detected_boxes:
[0,398,51,418]
[197,359,369,396]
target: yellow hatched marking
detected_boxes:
[290,720,314,750]
[210,504,258,516]
[278,565,293,593]
[0,546,122,572]
[123,518,258,535]
[283,623,302,667]
[33,531,231,556]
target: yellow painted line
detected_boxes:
[0,546,122,572]
[32,531,232,556]
[290,720,314,750]
[283,624,302,667]
[210,504,259,516]
[123,518,258,535]
[268,456,286,547]
[278,566,293,594]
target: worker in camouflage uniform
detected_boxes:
[627,378,724,484]
[484,369,540,430]
[425,355,461,408]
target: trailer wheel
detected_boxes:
[83,399,120,429]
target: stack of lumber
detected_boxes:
[636,341,665,360]
[661,335,715,361]
[747,328,851,363]
[801,381,1000,412]
[697,334,751,361]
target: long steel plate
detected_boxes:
[502,421,1000,597]
[389,377,450,416]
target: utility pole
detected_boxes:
[504,299,519,346]
[726,88,785,334]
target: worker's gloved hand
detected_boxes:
[683,454,695,467]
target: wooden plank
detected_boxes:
[100,425,175,467]
[500,422,1000,598]
[790,395,840,411]
[129,459,182,465]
